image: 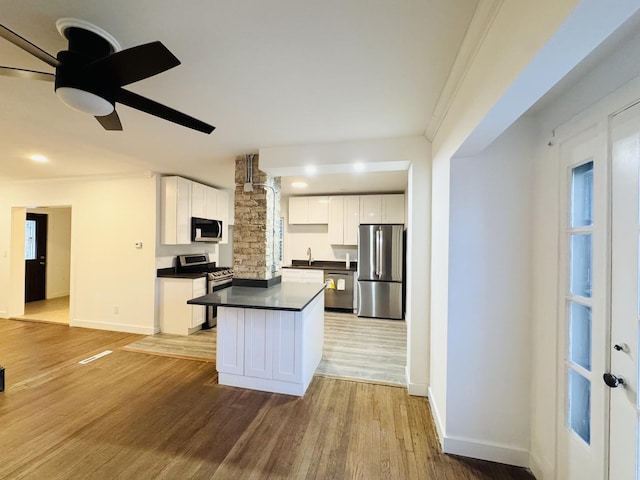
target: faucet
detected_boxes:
[307,247,312,265]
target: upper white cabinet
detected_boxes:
[162,176,230,245]
[360,195,382,223]
[329,195,359,245]
[288,196,329,224]
[217,189,229,243]
[359,194,405,224]
[162,176,192,245]
[382,194,405,224]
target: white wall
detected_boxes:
[445,118,536,466]
[428,0,640,469]
[29,206,71,299]
[0,173,158,334]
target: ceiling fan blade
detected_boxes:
[0,23,60,68]
[0,65,54,82]
[117,88,215,134]
[85,41,180,87]
[95,110,123,130]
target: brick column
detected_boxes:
[233,155,281,281]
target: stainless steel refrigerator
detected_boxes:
[357,224,404,319]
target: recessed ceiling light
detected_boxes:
[291,181,308,188]
[353,162,366,172]
[30,154,48,163]
[304,165,317,176]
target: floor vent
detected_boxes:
[79,350,113,365]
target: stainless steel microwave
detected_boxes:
[191,217,223,242]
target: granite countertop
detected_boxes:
[188,282,325,311]
[283,259,357,272]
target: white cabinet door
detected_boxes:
[244,309,274,379]
[272,310,302,383]
[344,195,360,245]
[301,269,324,283]
[289,196,328,224]
[204,185,218,220]
[360,195,382,224]
[282,268,323,283]
[216,189,229,244]
[281,269,302,283]
[307,196,329,223]
[328,196,344,244]
[217,307,245,375]
[161,176,192,245]
[288,197,308,224]
[159,277,205,335]
[382,194,405,224]
[191,182,207,219]
[190,277,206,328]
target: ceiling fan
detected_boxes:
[0,18,215,134]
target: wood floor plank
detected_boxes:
[0,318,534,479]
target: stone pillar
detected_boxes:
[233,155,281,281]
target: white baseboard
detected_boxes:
[427,386,445,449]
[406,366,428,396]
[47,291,70,299]
[529,451,551,480]
[443,435,530,468]
[0,310,7,319]
[70,318,155,335]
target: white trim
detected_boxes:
[70,318,157,335]
[529,451,552,480]
[406,365,428,396]
[442,435,530,468]
[427,386,445,449]
[0,170,156,187]
[425,0,504,140]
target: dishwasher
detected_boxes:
[324,270,354,310]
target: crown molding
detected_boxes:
[425,0,504,141]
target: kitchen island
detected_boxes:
[188,282,325,396]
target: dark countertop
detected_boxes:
[188,282,325,311]
[157,267,207,280]
[283,259,357,272]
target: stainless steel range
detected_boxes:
[176,254,233,328]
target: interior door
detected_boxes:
[557,125,608,480]
[24,213,47,303]
[609,102,640,479]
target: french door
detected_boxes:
[557,125,608,480]
[609,102,640,480]
[557,103,640,479]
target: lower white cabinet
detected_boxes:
[159,277,206,335]
[281,268,324,284]
[216,293,324,396]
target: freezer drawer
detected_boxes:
[357,281,403,320]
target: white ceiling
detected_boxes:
[0,1,477,193]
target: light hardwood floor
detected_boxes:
[122,311,407,386]
[0,318,534,480]
[15,295,69,324]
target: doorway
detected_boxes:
[24,212,47,303]
[13,206,72,324]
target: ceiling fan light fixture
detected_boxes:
[56,87,114,116]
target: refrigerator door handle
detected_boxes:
[376,229,382,277]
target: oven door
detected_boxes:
[203,279,232,329]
